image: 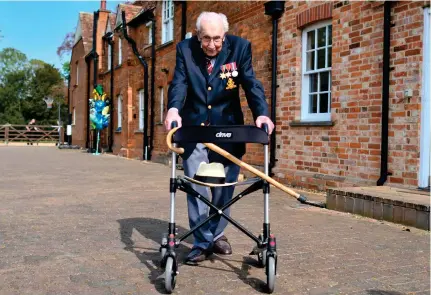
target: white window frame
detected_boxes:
[108,43,112,71]
[162,0,174,44]
[146,21,153,44]
[118,38,122,65]
[139,89,145,130]
[117,95,122,130]
[301,20,332,122]
[73,107,76,125]
[159,87,164,123]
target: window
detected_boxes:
[301,21,332,122]
[117,95,122,130]
[162,0,174,44]
[159,87,164,123]
[73,107,76,125]
[118,38,122,66]
[75,61,79,85]
[139,89,145,130]
[146,21,153,44]
[108,44,112,71]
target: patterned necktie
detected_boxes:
[205,57,213,75]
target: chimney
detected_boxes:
[100,0,106,10]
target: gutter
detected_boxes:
[377,1,392,186]
[264,1,285,176]
[121,11,150,160]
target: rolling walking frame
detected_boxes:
[160,122,324,294]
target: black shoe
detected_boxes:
[185,247,212,265]
[213,235,232,255]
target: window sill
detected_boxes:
[115,127,122,133]
[289,121,334,127]
[143,44,152,50]
[134,129,144,133]
[157,40,174,51]
[103,69,111,75]
[115,64,122,70]
[156,122,164,126]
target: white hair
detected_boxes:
[196,12,229,33]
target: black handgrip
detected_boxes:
[261,123,269,134]
[171,121,178,129]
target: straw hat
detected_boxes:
[183,162,238,187]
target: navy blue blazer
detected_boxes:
[168,35,269,159]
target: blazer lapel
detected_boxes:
[209,37,231,83]
[190,37,210,80]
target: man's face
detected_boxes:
[198,19,225,57]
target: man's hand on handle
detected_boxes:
[255,116,274,134]
[164,108,182,131]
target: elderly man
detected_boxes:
[165,11,274,265]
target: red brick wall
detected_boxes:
[273,1,426,190]
[388,1,425,187]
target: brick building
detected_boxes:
[68,1,430,190]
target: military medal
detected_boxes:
[225,63,232,78]
[232,62,238,77]
[219,64,227,79]
[226,77,237,90]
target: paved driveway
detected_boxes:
[0,147,429,295]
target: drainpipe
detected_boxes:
[121,11,150,160]
[264,1,284,176]
[149,16,156,160]
[67,74,72,145]
[85,54,91,149]
[92,11,100,153]
[104,32,115,152]
[181,1,187,40]
[377,1,392,186]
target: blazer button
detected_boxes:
[208,105,212,109]
[208,86,212,91]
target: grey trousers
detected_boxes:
[183,143,241,250]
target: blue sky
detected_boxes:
[0,1,122,70]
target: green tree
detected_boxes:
[0,48,67,125]
[0,70,27,124]
[61,61,70,80]
[22,62,66,125]
[0,47,28,81]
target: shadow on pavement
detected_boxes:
[367,291,406,295]
[117,217,191,294]
[117,217,267,294]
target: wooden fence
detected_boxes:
[0,124,64,145]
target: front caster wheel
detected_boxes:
[266,256,276,294]
[164,257,177,294]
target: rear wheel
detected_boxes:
[164,257,176,294]
[257,249,267,267]
[266,256,275,294]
